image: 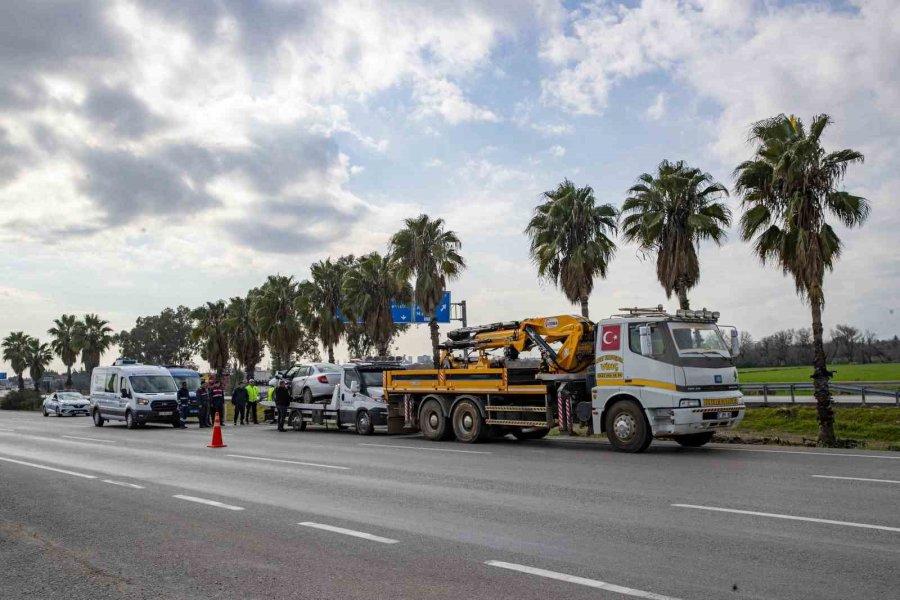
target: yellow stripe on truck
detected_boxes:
[594,379,677,391]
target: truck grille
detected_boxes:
[151,400,178,411]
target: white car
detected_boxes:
[43,391,90,417]
[270,363,342,403]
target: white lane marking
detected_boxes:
[297,522,398,544]
[358,443,491,455]
[485,561,682,600]
[173,495,244,511]
[0,455,96,479]
[227,454,349,470]
[0,428,15,432]
[672,504,900,533]
[715,447,900,460]
[812,475,900,485]
[62,435,116,444]
[103,480,145,489]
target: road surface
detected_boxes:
[1,410,898,599]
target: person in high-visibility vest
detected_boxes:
[265,384,276,423]
[246,380,259,424]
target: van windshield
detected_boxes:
[172,375,201,392]
[669,323,728,355]
[129,375,177,393]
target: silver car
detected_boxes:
[271,363,341,403]
[43,391,90,417]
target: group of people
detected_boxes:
[175,378,263,429]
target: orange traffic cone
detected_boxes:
[208,413,227,448]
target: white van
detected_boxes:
[90,364,180,429]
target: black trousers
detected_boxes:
[211,401,226,426]
[247,402,258,424]
[276,405,289,430]
[233,400,246,424]
[198,402,209,427]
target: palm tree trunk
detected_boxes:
[327,345,335,364]
[65,365,73,389]
[429,318,440,369]
[810,298,836,446]
[580,297,589,319]
[375,341,389,358]
[33,377,40,392]
[16,370,25,391]
[676,284,690,310]
[245,365,255,382]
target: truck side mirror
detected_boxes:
[121,388,130,398]
[730,329,740,357]
[349,381,360,394]
[638,326,653,357]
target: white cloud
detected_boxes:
[548,144,566,158]
[646,92,666,120]
[424,158,443,168]
[413,78,499,124]
[531,122,574,136]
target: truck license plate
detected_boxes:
[158,411,172,416]
[716,411,732,419]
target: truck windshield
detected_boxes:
[360,371,384,387]
[669,323,728,355]
[129,375,177,393]
[171,375,201,392]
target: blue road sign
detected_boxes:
[394,291,451,324]
[391,300,413,324]
[0,372,6,380]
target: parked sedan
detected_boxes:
[43,391,90,417]
[269,363,341,403]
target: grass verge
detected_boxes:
[738,363,900,384]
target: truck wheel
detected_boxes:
[511,427,549,441]
[356,410,374,436]
[302,388,313,404]
[451,399,487,443]
[92,409,104,427]
[125,410,137,430]
[673,432,714,447]
[604,400,651,453]
[419,399,451,441]
[291,410,307,431]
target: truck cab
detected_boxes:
[331,362,396,435]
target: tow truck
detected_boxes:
[382,306,745,452]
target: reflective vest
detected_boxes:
[247,385,258,402]
[267,386,275,402]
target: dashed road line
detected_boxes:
[0,428,15,432]
[62,435,116,444]
[0,455,97,479]
[173,495,244,511]
[227,454,349,470]
[672,503,900,533]
[812,475,900,485]
[297,522,399,544]
[103,480,145,489]
[485,561,682,600]
[358,443,491,455]
[715,447,900,460]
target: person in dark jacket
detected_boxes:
[232,381,249,425]
[210,379,226,427]
[274,379,292,432]
[196,380,211,428]
[176,381,190,429]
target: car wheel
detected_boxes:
[125,410,137,430]
[92,409,105,427]
[418,399,451,441]
[355,410,374,436]
[604,400,652,453]
[673,432,714,448]
[302,388,313,404]
[43,407,48,417]
[511,427,550,441]
[451,399,488,443]
[56,407,62,417]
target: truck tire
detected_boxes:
[673,432,714,447]
[419,399,451,441]
[451,399,487,443]
[604,400,651,453]
[291,410,307,431]
[92,409,105,427]
[356,410,374,436]
[511,427,549,441]
[125,410,137,430]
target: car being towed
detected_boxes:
[43,391,90,417]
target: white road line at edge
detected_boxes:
[485,561,682,600]
[62,435,116,444]
[173,495,244,511]
[103,480,145,489]
[0,428,15,432]
[672,504,900,533]
[0,455,96,479]
[715,447,900,460]
[297,522,399,544]
[227,454,349,470]
[812,475,900,485]
[358,443,491,455]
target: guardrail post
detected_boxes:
[763,384,768,405]
[896,391,899,407]
[861,387,866,406]
[790,384,795,404]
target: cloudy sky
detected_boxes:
[1,0,898,373]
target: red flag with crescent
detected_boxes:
[600,325,621,351]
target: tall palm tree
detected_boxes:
[390,215,466,368]
[734,113,869,446]
[299,257,351,364]
[253,275,304,371]
[525,179,618,318]
[2,331,33,391]
[25,338,54,392]
[343,252,413,357]
[224,293,262,382]
[192,301,230,380]
[74,314,114,376]
[620,160,731,309]
[48,314,81,389]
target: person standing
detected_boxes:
[274,379,292,432]
[176,381,190,429]
[246,380,259,424]
[232,380,248,425]
[210,378,226,427]
[196,379,211,428]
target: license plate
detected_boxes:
[158,411,172,416]
[717,411,733,419]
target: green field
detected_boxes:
[731,406,900,449]
[738,363,900,384]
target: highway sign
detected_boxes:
[392,291,451,324]
[0,372,6,380]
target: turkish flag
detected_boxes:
[600,325,621,351]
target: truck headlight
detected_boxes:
[679,398,701,408]
[137,398,149,405]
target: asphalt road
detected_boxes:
[1,411,899,600]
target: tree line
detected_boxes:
[738,325,899,369]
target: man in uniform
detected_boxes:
[232,380,248,425]
[210,378,226,427]
[246,380,259,424]
[274,379,292,432]
[176,381,190,429]
[196,378,211,428]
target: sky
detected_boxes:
[1,0,899,374]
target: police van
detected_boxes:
[90,361,181,429]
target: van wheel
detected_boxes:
[125,410,137,430]
[302,388,313,404]
[92,409,105,427]
[511,427,549,441]
[604,400,651,453]
[356,410,374,436]
[451,399,487,443]
[419,399,451,441]
[674,432,714,447]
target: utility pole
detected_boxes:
[451,299,468,328]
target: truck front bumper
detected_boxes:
[648,404,745,436]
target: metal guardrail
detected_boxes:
[740,383,900,406]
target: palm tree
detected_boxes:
[192,301,230,380]
[525,179,618,318]
[48,314,81,389]
[25,338,53,392]
[343,252,413,357]
[2,331,33,391]
[299,257,351,364]
[620,160,731,309]
[224,293,263,382]
[74,314,114,375]
[734,113,869,446]
[253,275,304,370]
[390,215,466,368]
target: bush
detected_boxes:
[0,390,44,411]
